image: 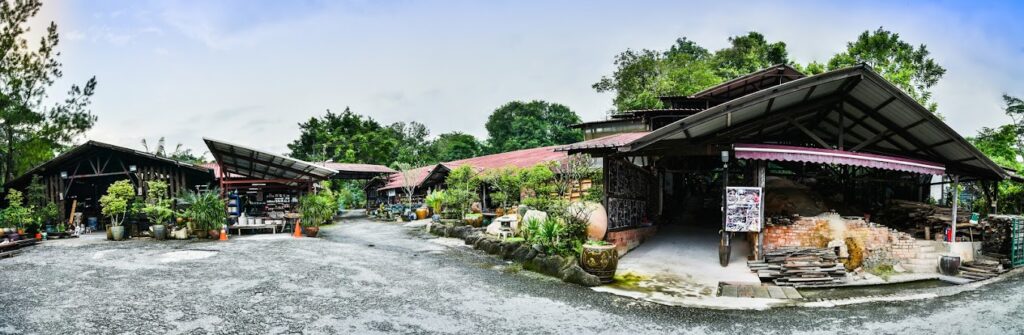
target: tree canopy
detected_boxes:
[593,32,789,111]
[595,29,945,114]
[484,100,583,153]
[429,132,484,162]
[826,27,946,113]
[969,94,1024,213]
[0,0,98,182]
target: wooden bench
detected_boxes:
[228,224,283,236]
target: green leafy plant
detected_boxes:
[100,180,136,227]
[142,180,174,225]
[424,189,446,214]
[3,189,32,230]
[179,190,226,231]
[299,192,336,227]
[445,165,481,216]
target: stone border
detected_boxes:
[427,223,601,286]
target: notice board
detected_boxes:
[725,186,763,232]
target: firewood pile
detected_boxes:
[747,248,846,287]
[983,215,1021,257]
[956,260,1007,281]
[874,200,971,238]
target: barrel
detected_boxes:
[939,255,961,276]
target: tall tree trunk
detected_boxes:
[5,125,14,184]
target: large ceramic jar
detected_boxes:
[580,243,618,283]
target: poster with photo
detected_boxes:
[725,186,762,232]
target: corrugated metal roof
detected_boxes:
[379,145,568,191]
[624,64,1006,180]
[204,137,337,181]
[5,140,212,188]
[556,132,651,152]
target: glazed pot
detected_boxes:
[152,224,167,240]
[580,243,618,283]
[415,207,429,220]
[105,225,113,240]
[304,226,320,237]
[939,255,961,276]
[208,229,220,240]
[110,226,125,241]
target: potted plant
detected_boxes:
[424,190,446,222]
[580,240,618,284]
[299,193,334,237]
[100,180,136,241]
[180,190,226,240]
[3,190,31,236]
[142,181,174,240]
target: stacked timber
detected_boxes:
[983,215,1021,257]
[748,248,846,287]
[874,200,971,238]
[957,260,1006,281]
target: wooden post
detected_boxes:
[756,160,766,261]
[951,175,959,242]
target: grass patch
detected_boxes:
[867,263,895,281]
[503,263,523,273]
[503,237,525,243]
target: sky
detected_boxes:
[31,0,1024,157]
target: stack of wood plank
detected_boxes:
[874,200,971,238]
[957,260,1007,281]
[747,248,846,287]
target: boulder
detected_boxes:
[500,241,523,260]
[561,263,602,287]
[510,244,537,262]
[464,233,483,245]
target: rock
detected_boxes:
[464,233,482,245]
[511,245,537,262]
[561,264,601,287]
[500,241,522,260]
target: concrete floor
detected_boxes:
[612,223,761,297]
[3,218,1024,334]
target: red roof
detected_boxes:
[556,132,650,152]
[379,145,568,191]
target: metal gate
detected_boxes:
[1012,217,1024,268]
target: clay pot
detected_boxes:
[496,207,505,216]
[569,202,609,241]
[940,255,961,275]
[208,229,220,240]
[415,207,429,220]
[110,226,125,241]
[304,227,320,238]
[105,225,113,240]
[580,244,618,283]
[194,229,208,239]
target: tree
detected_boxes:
[0,0,98,182]
[287,107,430,167]
[99,180,135,227]
[141,137,206,164]
[484,100,583,153]
[594,33,790,111]
[710,32,789,79]
[968,95,1024,214]
[430,132,483,162]
[395,162,418,206]
[827,27,946,113]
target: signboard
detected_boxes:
[725,187,763,232]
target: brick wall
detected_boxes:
[605,226,657,256]
[763,217,918,263]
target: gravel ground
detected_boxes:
[2,219,1023,334]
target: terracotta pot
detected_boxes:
[304,227,320,237]
[569,202,608,241]
[415,207,429,220]
[496,207,505,216]
[580,244,618,283]
[208,229,220,240]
